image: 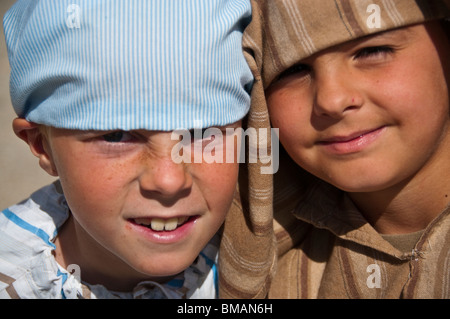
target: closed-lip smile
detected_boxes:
[317,126,386,154]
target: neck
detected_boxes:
[349,137,450,234]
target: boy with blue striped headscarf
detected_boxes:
[0,0,253,299]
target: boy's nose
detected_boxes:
[139,156,193,198]
[313,70,363,119]
[138,135,193,198]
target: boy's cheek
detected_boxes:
[56,161,124,210]
[192,162,239,205]
[195,162,239,193]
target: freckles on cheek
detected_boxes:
[92,163,132,199]
[62,158,129,204]
[268,92,309,131]
[202,164,238,199]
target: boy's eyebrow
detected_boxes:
[357,26,415,42]
[315,26,417,57]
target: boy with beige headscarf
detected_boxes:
[219,0,450,299]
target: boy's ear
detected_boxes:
[12,118,58,177]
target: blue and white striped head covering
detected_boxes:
[3,0,253,131]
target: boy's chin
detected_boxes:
[326,176,396,194]
[134,253,199,281]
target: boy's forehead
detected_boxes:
[4,0,254,131]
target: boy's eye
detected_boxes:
[102,131,134,143]
[353,46,394,60]
[189,128,208,141]
[276,63,311,81]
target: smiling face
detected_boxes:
[34,123,241,289]
[266,22,450,195]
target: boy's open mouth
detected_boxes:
[132,217,191,232]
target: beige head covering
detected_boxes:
[219,0,450,298]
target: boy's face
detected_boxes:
[37,123,241,287]
[266,22,450,193]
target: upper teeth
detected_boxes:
[135,217,188,231]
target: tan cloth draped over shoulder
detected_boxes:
[218,0,450,299]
